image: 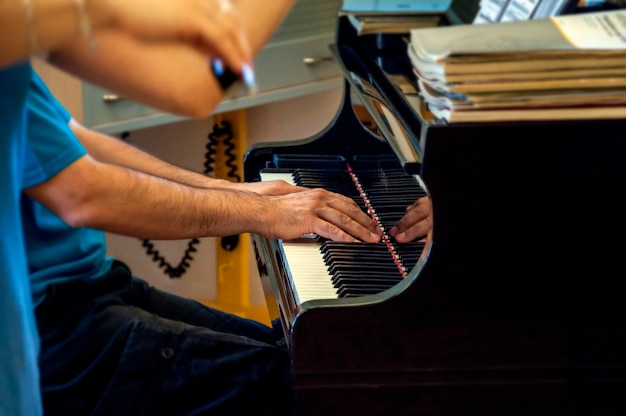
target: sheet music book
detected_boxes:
[410,10,626,70]
[348,13,442,35]
[341,0,451,35]
[409,9,626,122]
[341,0,452,14]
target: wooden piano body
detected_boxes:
[244,16,626,416]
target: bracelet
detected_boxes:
[74,0,96,49]
[21,0,39,54]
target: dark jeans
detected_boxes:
[35,261,294,416]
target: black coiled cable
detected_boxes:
[208,120,241,182]
[133,119,239,278]
[141,238,200,278]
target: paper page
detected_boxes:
[552,10,626,49]
[500,0,541,22]
[532,0,572,19]
[473,0,511,24]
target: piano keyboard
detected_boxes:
[261,162,426,304]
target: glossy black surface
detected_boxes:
[244,14,626,416]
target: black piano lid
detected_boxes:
[331,18,425,176]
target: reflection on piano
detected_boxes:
[244,12,626,416]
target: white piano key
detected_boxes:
[281,242,338,304]
[262,171,338,303]
[260,171,296,186]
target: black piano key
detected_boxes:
[323,254,392,264]
[333,272,398,285]
[395,242,426,270]
[321,242,405,298]
[288,164,428,299]
[332,274,403,289]
[320,242,392,251]
[294,170,367,211]
[328,264,399,276]
[338,284,399,297]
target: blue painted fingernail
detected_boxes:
[212,59,224,76]
[242,64,256,87]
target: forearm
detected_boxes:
[48,32,223,118]
[71,120,304,196]
[70,120,235,189]
[234,0,296,52]
[24,155,267,239]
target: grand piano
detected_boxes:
[244,6,626,415]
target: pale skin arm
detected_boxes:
[45,0,296,118]
[1,0,252,74]
[232,0,295,53]
[47,32,223,118]
[23,120,382,243]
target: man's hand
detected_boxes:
[258,188,383,243]
[239,180,307,196]
[389,197,432,243]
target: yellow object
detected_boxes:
[203,110,271,326]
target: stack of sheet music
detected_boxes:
[341,0,452,35]
[347,13,443,35]
[408,9,626,123]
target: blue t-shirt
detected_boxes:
[0,62,42,415]
[22,72,113,306]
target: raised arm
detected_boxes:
[1,0,252,75]
[45,0,297,117]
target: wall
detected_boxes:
[105,87,343,318]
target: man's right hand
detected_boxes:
[257,188,383,243]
